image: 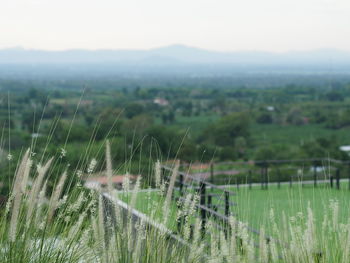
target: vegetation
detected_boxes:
[1,80,350,176]
[1,76,350,262]
[2,144,350,262]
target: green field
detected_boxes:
[231,182,350,234]
[250,123,350,148]
[120,182,350,241]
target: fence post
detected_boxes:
[261,166,264,190]
[225,190,230,217]
[277,167,281,189]
[236,178,239,190]
[161,166,165,180]
[179,173,184,197]
[200,181,206,234]
[208,194,212,210]
[289,173,292,188]
[330,175,334,188]
[265,165,269,190]
[336,168,340,190]
[249,170,252,190]
[210,162,214,186]
[313,164,317,187]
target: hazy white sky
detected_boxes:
[0,0,349,52]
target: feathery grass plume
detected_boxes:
[288,216,302,262]
[246,236,255,263]
[154,160,162,188]
[237,221,251,261]
[91,215,100,246]
[176,193,192,221]
[105,140,113,193]
[35,179,48,227]
[259,227,268,263]
[130,176,141,210]
[228,216,238,262]
[304,203,316,261]
[9,148,30,242]
[111,200,123,233]
[27,157,53,224]
[132,219,146,263]
[11,148,30,197]
[67,192,86,213]
[182,215,192,242]
[97,194,107,262]
[208,221,220,263]
[191,218,203,247]
[68,209,88,239]
[182,194,198,241]
[220,231,230,262]
[122,173,131,192]
[87,158,97,174]
[269,239,279,262]
[21,158,32,194]
[48,170,68,222]
[163,160,179,222]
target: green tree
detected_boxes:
[202,112,250,147]
[125,103,144,119]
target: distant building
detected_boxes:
[153,98,169,106]
[83,172,139,190]
[340,145,350,156]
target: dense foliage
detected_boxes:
[1,78,350,194]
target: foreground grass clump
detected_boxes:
[0,146,195,263]
[1,144,350,262]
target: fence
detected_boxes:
[100,192,193,253]
[180,158,350,190]
[160,165,266,240]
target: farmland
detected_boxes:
[1,76,350,262]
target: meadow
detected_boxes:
[232,182,350,230]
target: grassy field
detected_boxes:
[120,181,350,240]
[231,182,350,233]
[155,113,220,138]
[156,113,350,148]
[250,123,350,148]
[118,190,180,231]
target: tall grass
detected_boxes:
[0,143,349,263]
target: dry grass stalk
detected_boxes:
[105,140,113,193]
[26,157,53,225]
[9,148,30,242]
[163,160,179,221]
[48,170,68,222]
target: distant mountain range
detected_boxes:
[1,44,350,66]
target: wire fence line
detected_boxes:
[175,157,350,190]
[160,164,276,245]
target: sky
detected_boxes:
[0,0,349,52]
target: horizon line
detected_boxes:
[1,44,349,54]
